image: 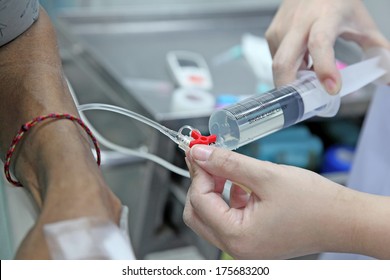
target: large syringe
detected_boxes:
[209,57,387,150]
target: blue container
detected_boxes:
[239,126,323,170]
[321,145,355,173]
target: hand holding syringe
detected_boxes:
[170,56,387,152]
[208,57,387,150]
[75,56,387,177]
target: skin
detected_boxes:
[265,0,390,94]
[0,8,122,259]
[184,145,390,259]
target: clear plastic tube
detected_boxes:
[66,80,190,178]
[78,103,179,144]
[77,103,190,178]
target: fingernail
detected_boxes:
[323,78,339,95]
[190,145,214,162]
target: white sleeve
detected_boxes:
[0,0,40,47]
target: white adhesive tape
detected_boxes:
[44,216,135,260]
[170,88,216,113]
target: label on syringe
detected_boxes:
[220,86,304,147]
[228,86,303,123]
[209,84,306,149]
[230,98,283,142]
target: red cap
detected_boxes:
[189,130,217,148]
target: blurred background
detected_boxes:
[1,0,390,260]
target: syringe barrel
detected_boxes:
[209,71,340,150]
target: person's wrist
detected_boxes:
[315,184,364,254]
[352,194,390,259]
[12,119,102,204]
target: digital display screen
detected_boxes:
[178,58,199,68]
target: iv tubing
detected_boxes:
[67,80,190,178]
[77,103,190,178]
[78,103,179,144]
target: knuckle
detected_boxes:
[271,58,283,74]
[188,191,201,211]
[182,213,189,227]
[265,26,277,42]
[272,56,293,75]
[272,58,296,86]
[182,205,193,227]
[188,191,214,222]
[308,31,329,50]
[265,21,283,41]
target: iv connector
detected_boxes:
[176,125,217,151]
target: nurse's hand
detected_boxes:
[184,145,361,259]
[265,0,390,94]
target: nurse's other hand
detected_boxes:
[183,145,361,259]
[265,0,390,94]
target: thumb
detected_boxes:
[189,145,274,196]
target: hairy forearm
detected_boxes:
[0,8,122,259]
[0,8,77,137]
[0,8,101,204]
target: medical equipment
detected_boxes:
[212,45,242,66]
[241,34,274,87]
[170,88,215,113]
[75,103,192,178]
[70,57,386,179]
[44,213,134,260]
[76,103,216,177]
[166,51,213,90]
[321,145,355,174]
[77,103,212,151]
[68,81,191,178]
[212,34,274,89]
[209,57,387,150]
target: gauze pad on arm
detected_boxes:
[43,207,135,260]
